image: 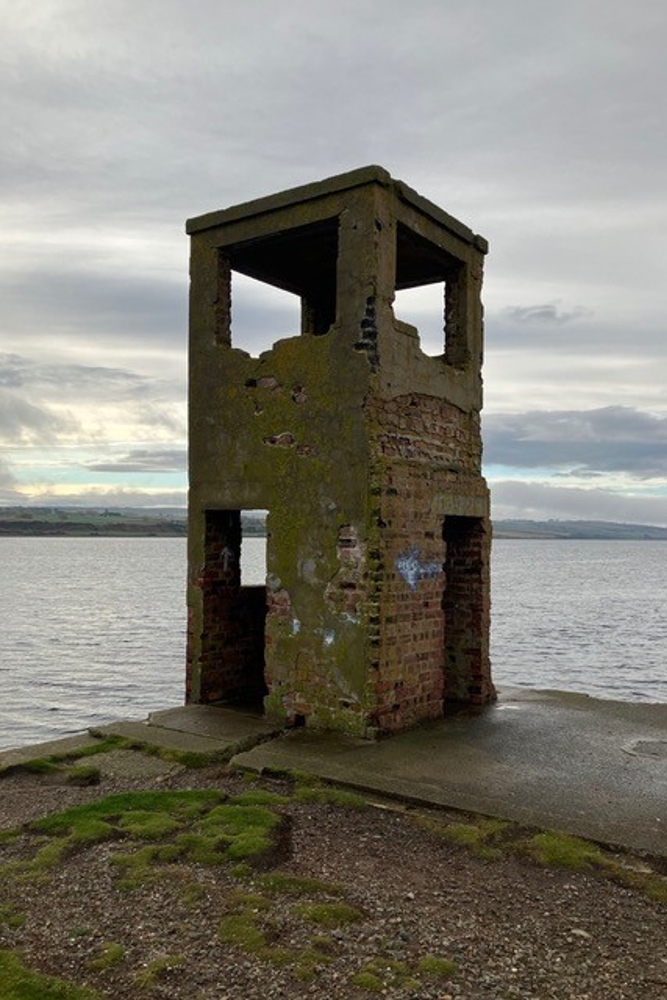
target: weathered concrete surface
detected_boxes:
[0,733,101,770]
[92,706,280,761]
[232,688,667,857]
[2,690,664,857]
[148,703,279,742]
[0,707,279,772]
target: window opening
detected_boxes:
[229,274,300,358]
[394,223,468,366]
[393,282,446,357]
[222,217,339,352]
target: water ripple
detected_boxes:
[0,536,665,751]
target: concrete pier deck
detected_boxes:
[2,688,666,857]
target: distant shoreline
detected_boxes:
[0,521,187,537]
[0,509,187,538]
[493,519,667,541]
[0,508,666,540]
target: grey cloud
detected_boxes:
[484,311,667,357]
[2,0,665,229]
[1,269,186,346]
[491,480,667,528]
[85,448,186,473]
[0,388,77,444]
[502,304,591,326]
[0,354,184,446]
[0,353,183,406]
[127,404,184,436]
[1,0,667,524]
[484,407,667,478]
[1,354,147,393]
[24,486,187,509]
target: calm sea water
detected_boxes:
[0,537,665,750]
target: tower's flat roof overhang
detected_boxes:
[186,164,488,255]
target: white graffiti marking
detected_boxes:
[396,548,442,592]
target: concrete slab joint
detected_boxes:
[186,165,495,737]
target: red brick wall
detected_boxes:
[367,392,492,732]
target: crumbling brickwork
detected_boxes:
[186,166,495,736]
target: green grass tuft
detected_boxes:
[293,943,333,981]
[418,954,458,977]
[228,789,290,807]
[615,867,667,904]
[0,905,25,930]
[52,736,131,760]
[223,831,274,861]
[88,943,126,971]
[292,783,367,808]
[226,889,272,911]
[193,803,281,863]
[68,927,93,940]
[63,764,101,787]
[352,953,445,993]
[257,872,343,897]
[118,810,182,840]
[134,954,185,988]
[351,969,385,992]
[68,819,115,845]
[219,913,268,952]
[15,758,60,775]
[296,901,364,927]
[158,748,217,769]
[31,838,69,871]
[2,818,117,883]
[0,948,103,999]
[309,933,338,954]
[414,813,508,859]
[195,803,280,836]
[527,831,610,870]
[173,832,229,866]
[32,791,224,835]
[642,874,667,903]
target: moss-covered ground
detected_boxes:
[0,742,664,998]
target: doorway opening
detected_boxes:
[200,508,269,708]
[442,515,488,704]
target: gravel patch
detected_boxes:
[0,763,665,999]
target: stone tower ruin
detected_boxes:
[186,165,495,736]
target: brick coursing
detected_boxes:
[365,392,492,731]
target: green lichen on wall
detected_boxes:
[192,325,377,729]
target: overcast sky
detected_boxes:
[1,0,666,524]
